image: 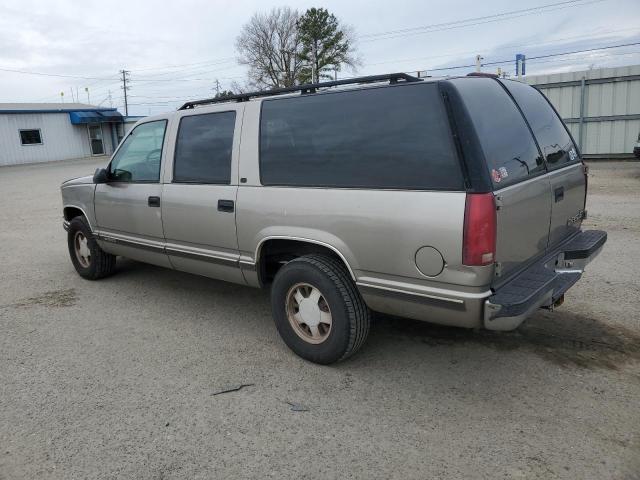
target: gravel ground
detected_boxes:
[1,158,639,480]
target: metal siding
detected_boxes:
[0,113,96,166]
[526,65,640,156]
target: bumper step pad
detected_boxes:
[487,229,606,325]
[489,267,556,319]
[563,230,607,260]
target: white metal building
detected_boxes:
[526,65,640,159]
[0,103,135,167]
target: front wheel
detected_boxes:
[67,216,116,280]
[271,254,370,364]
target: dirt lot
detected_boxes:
[1,158,639,479]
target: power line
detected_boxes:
[362,27,640,68]
[0,67,117,80]
[358,0,605,42]
[422,41,640,72]
[130,56,236,72]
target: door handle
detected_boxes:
[554,186,564,203]
[148,196,160,207]
[217,199,235,212]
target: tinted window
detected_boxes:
[20,129,42,145]
[501,80,578,169]
[174,111,236,184]
[109,120,166,182]
[259,84,463,190]
[453,78,544,188]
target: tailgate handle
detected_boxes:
[217,199,235,212]
[554,186,564,202]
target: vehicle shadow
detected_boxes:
[368,310,640,371]
[109,259,640,371]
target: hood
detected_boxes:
[61,175,94,187]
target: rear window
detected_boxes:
[452,77,544,188]
[501,80,578,170]
[173,111,235,184]
[259,83,463,190]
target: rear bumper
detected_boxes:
[484,229,607,331]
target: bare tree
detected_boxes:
[236,7,303,89]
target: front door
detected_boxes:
[161,107,244,284]
[94,119,171,268]
[88,124,105,155]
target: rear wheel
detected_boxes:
[271,254,370,364]
[67,216,116,280]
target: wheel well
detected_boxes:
[63,207,85,222]
[258,239,352,286]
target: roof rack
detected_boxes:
[178,72,421,110]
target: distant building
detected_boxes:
[0,103,141,167]
[526,65,640,159]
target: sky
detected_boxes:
[1,0,639,116]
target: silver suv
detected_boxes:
[61,73,607,364]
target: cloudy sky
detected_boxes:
[1,0,639,115]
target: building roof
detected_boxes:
[0,103,117,113]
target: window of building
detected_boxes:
[108,120,167,182]
[20,129,42,145]
[259,83,464,190]
[452,77,545,188]
[500,79,578,170]
[173,111,236,184]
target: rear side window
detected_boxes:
[259,84,463,190]
[501,80,578,170]
[452,78,544,188]
[173,111,236,184]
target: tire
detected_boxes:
[67,216,116,280]
[271,254,370,364]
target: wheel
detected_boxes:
[67,216,116,280]
[271,254,371,364]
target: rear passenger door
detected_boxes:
[501,80,585,249]
[161,106,245,284]
[453,78,551,281]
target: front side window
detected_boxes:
[453,77,545,188]
[173,111,236,184]
[259,83,464,190]
[501,80,578,170]
[20,129,42,145]
[109,120,167,182]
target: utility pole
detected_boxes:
[475,54,483,72]
[85,87,90,104]
[120,69,130,116]
[214,78,220,97]
[60,92,64,104]
[108,90,113,108]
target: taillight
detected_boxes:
[463,193,497,266]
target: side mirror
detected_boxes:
[93,168,109,184]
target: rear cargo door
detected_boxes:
[452,78,551,280]
[501,80,586,248]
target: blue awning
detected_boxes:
[69,110,123,124]
[98,110,124,122]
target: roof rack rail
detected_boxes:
[178,72,421,110]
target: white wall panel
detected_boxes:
[526,65,640,156]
